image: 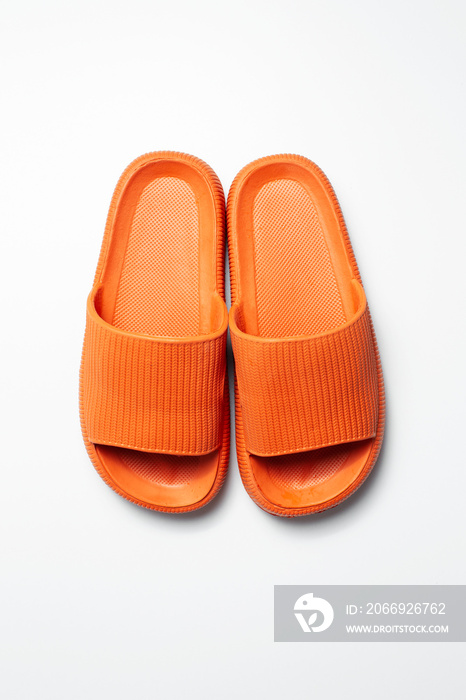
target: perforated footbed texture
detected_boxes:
[264,445,348,490]
[113,177,200,337]
[253,179,346,338]
[111,175,203,486]
[253,178,348,488]
[117,449,204,487]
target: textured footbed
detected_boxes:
[254,179,346,338]
[107,176,202,487]
[259,444,348,490]
[116,449,207,487]
[113,177,200,337]
[252,178,351,489]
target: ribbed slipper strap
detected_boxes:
[229,281,378,457]
[82,287,228,456]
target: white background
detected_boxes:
[1,0,465,697]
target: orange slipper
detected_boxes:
[228,154,384,516]
[80,152,229,513]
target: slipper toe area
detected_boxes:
[92,444,224,511]
[249,440,374,513]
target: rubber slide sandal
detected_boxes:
[228,154,384,516]
[80,152,229,513]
